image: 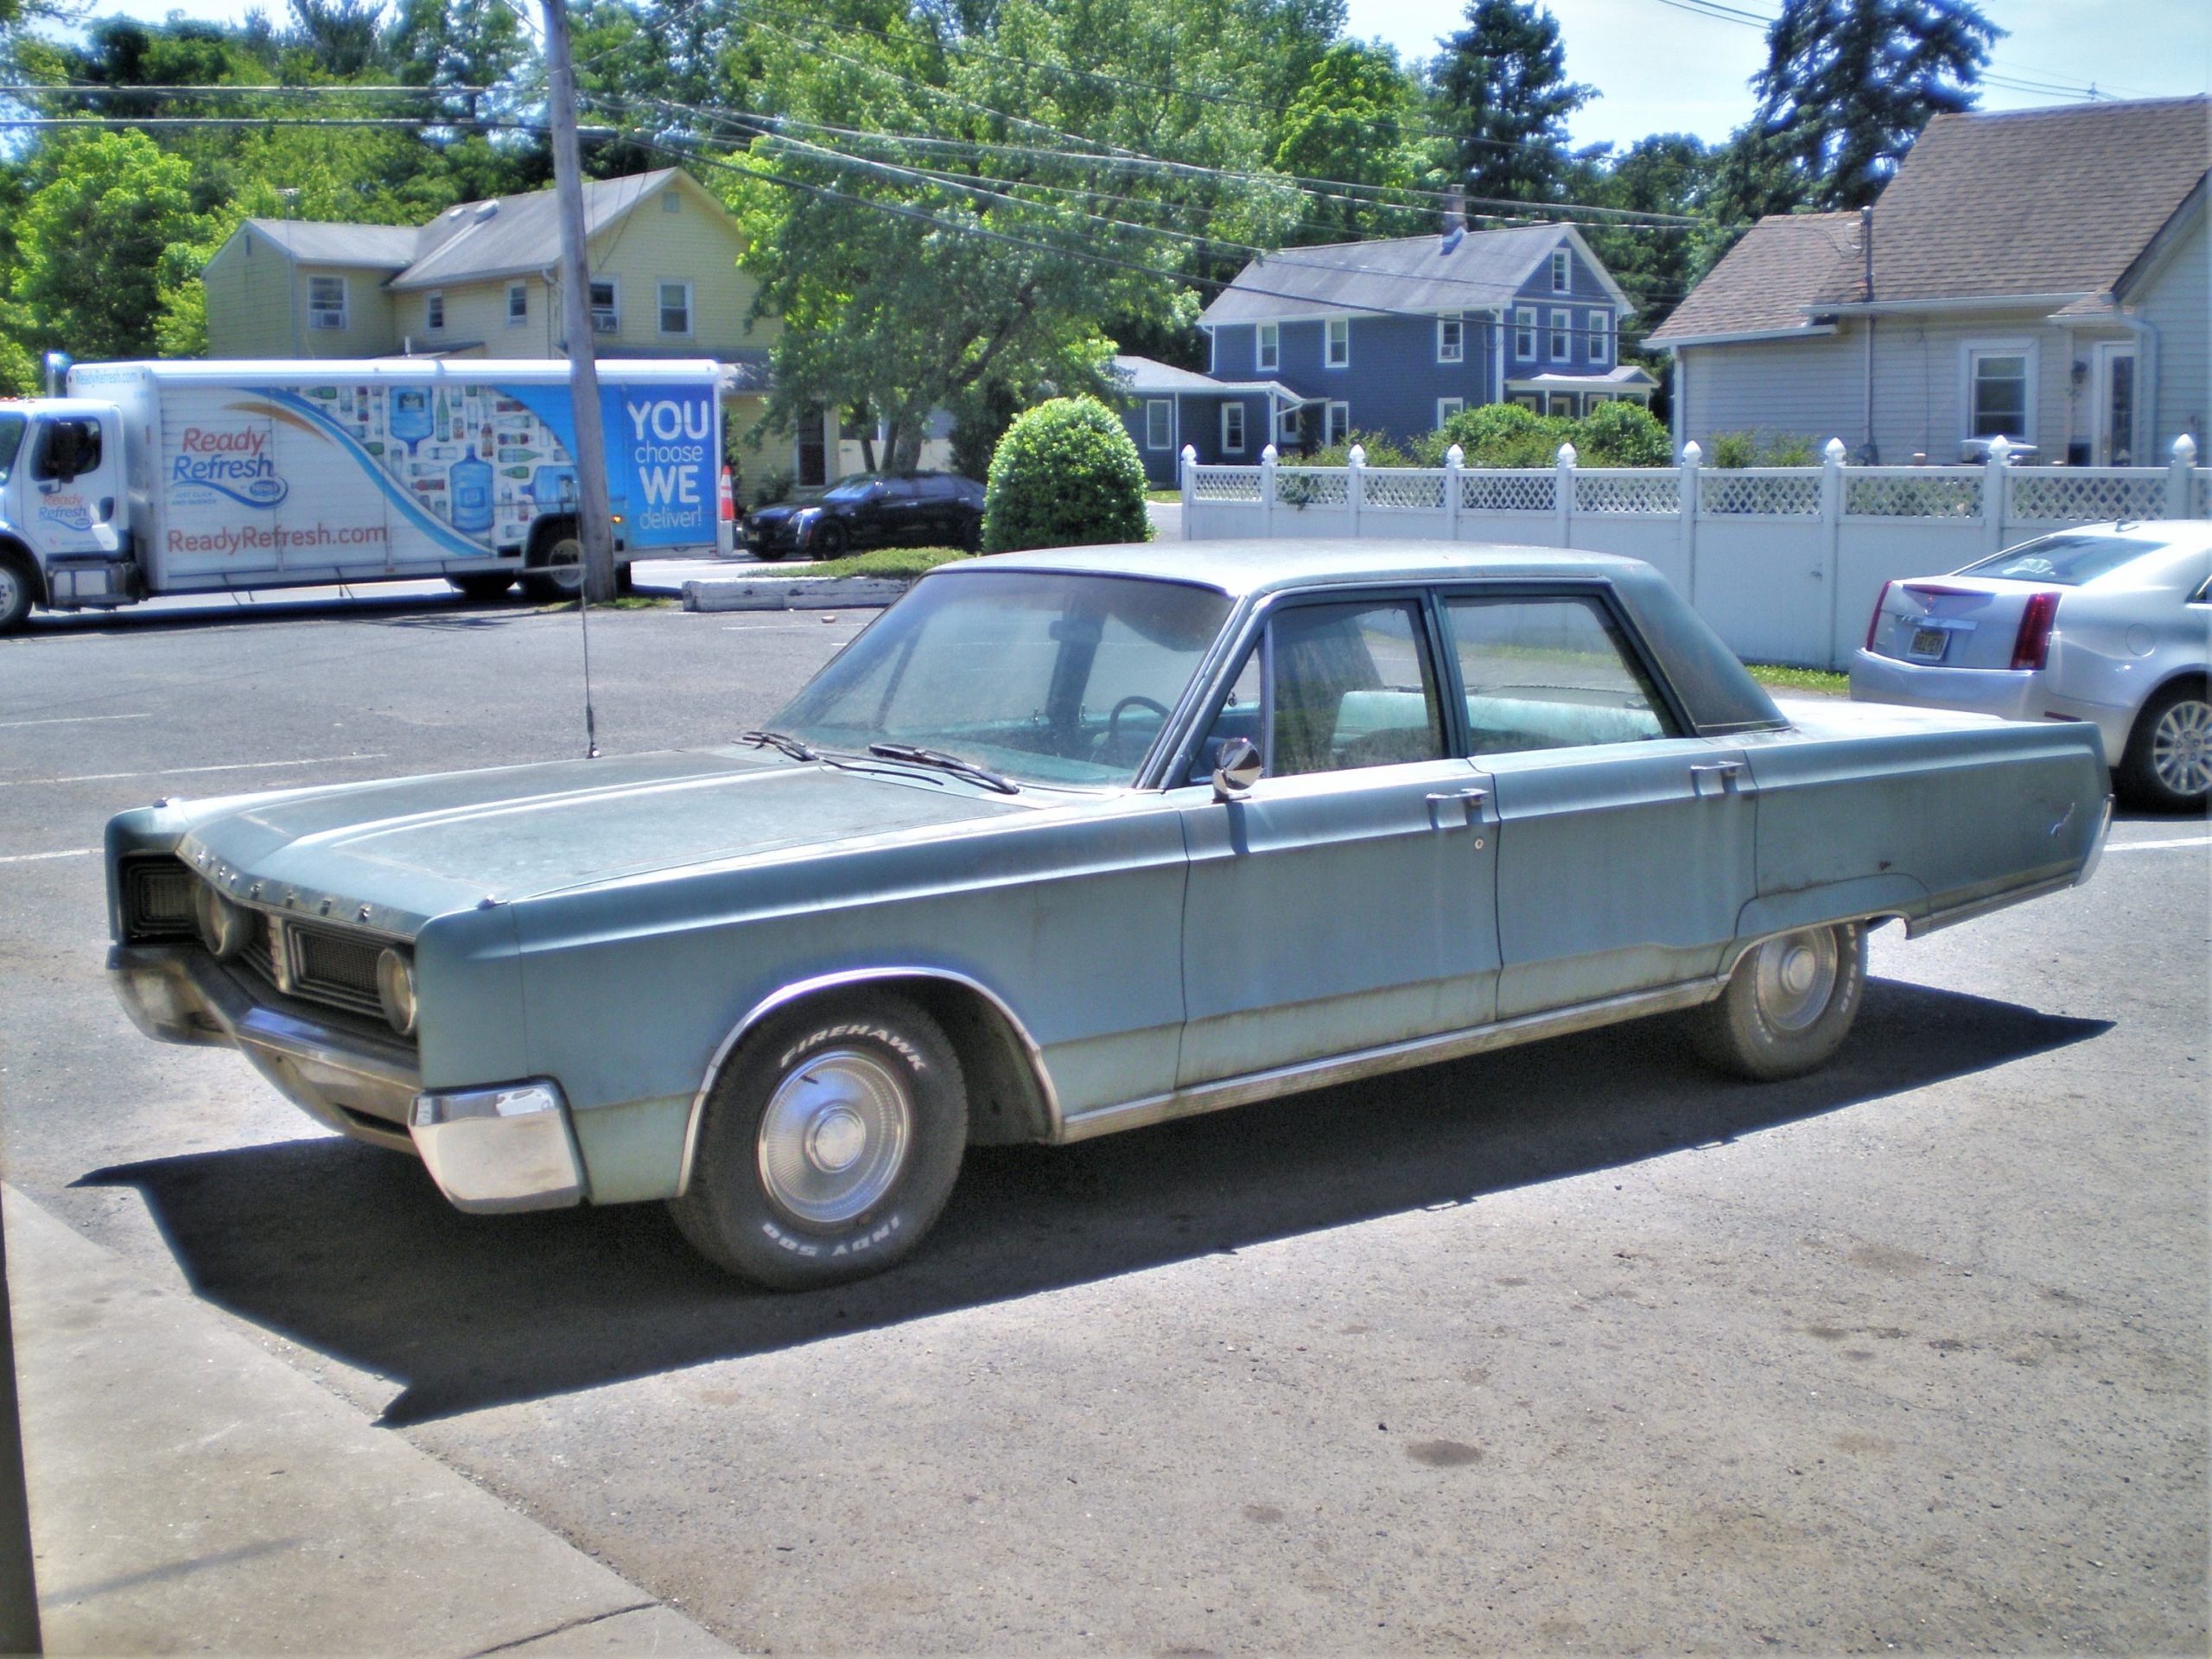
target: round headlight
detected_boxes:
[376,947,418,1037]
[193,881,253,960]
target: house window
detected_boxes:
[1547,392,1578,419]
[425,291,445,332]
[1145,400,1172,450]
[1551,249,1570,292]
[661,188,682,213]
[307,276,347,331]
[506,283,528,325]
[588,279,619,334]
[1515,307,1536,359]
[1256,321,1280,372]
[1221,403,1246,454]
[1549,309,1571,360]
[1325,317,1349,368]
[1966,343,2034,442]
[658,280,693,336]
[1437,397,1465,428]
[1587,311,1610,364]
[1325,401,1351,446]
[1437,315,1464,364]
[1278,406,1301,443]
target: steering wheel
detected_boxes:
[1105,695,1173,755]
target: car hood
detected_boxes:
[176,748,1028,929]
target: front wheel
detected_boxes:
[810,520,849,558]
[0,552,35,633]
[520,531,584,601]
[669,993,968,1288]
[1692,922,1866,1082]
[2118,679,2211,811]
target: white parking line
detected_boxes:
[0,712,156,730]
[0,753,387,790]
[0,848,96,865]
[2104,836,2212,854]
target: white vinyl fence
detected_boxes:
[1179,434,2207,671]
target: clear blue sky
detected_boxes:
[65,0,2212,156]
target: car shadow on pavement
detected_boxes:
[79,976,2107,1427]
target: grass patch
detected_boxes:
[1147,487,1182,503]
[1746,663,1848,696]
[780,545,976,581]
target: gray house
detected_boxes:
[1652,96,2209,467]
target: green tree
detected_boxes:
[1748,0,1999,209]
[1273,42,1432,242]
[1433,0,1592,205]
[16,132,205,360]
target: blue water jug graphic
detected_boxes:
[391,387,433,454]
[450,446,493,534]
[528,465,578,507]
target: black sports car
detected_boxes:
[743,472,985,560]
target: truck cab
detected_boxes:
[0,397,134,629]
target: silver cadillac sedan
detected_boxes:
[1852,521,2212,809]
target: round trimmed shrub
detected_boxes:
[982,396,1152,554]
[1576,399,1671,467]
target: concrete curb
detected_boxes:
[682,576,910,613]
[4,1186,733,1656]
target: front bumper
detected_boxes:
[109,943,583,1214]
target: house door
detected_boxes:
[2094,343,2139,467]
[796,404,828,486]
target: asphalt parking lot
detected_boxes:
[1,586,2205,1654]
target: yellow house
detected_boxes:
[201,169,779,474]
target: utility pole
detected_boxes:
[542,0,618,603]
[0,1213,41,1656]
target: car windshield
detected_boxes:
[821,475,883,503]
[0,412,23,484]
[772,570,1232,787]
[1960,534,2161,587]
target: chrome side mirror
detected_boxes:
[1212,737,1262,803]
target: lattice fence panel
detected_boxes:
[1573,471,1681,515]
[1844,470,1983,518]
[1700,470,1820,517]
[1460,470,1554,513]
[1190,467,1263,504]
[1275,467,1351,508]
[2195,470,2208,520]
[1363,469,1445,511]
[2008,469,2171,523]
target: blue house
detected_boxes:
[1136,224,1653,477]
[1111,355,1310,486]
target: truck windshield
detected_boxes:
[0,413,23,484]
[772,570,1232,787]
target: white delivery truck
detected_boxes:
[0,357,733,631]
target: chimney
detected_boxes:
[1442,185,1467,253]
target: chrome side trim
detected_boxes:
[676,966,1063,1197]
[1717,912,1907,978]
[1053,976,1729,1145]
[1904,872,2079,938]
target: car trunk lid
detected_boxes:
[1866,577,2062,671]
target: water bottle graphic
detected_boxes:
[451,443,494,535]
[391,387,433,454]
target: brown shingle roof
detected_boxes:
[1647,212,1859,343]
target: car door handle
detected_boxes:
[1427,787,1491,831]
[1689,761,1751,798]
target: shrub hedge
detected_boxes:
[982,396,1152,553]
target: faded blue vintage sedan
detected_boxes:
[107,543,2111,1287]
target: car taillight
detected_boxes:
[2012,590,2060,671]
[1865,581,1894,652]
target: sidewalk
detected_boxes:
[5,1186,732,1656]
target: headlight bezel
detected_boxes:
[192,880,254,960]
[376,946,419,1037]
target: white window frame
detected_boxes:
[1325,400,1351,446]
[1145,399,1173,451]
[1549,309,1572,361]
[1277,406,1301,443]
[1961,339,2038,447]
[506,282,528,326]
[1325,317,1350,369]
[588,277,620,335]
[1515,306,1536,359]
[1256,321,1280,372]
[1587,310,1610,365]
[1551,248,1571,293]
[1221,403,1246,454]
[424,290,446,332]
[307,275,347,331]
[657,279,694,338]
[1436,314,1464,365]
[1437,397,1465,428]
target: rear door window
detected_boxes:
[1445,594,1675,753]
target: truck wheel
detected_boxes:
[521,532,584,601]
[0,552,35,633]
[2117,678,2211,811]
[669,992,968,1289]
[1693,922,1866,1082]
[448,573,516,602]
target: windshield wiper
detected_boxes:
[740,728,819,762]
[866,742,1020,795]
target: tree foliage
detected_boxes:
[1433,0,1591,205]
[981,395,1150,551]
[16,132,205,360]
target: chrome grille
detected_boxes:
[286,922,386,1019]
[123,857,197,942]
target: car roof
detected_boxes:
[948,539,1657,601]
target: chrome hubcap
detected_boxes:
[0,564,21,618]
[543,538,583,593]
[757,1048,912,1225]
[2151,698,2212,798]
[1751,928,1838,1033]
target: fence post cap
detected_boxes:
[1261,442,1279,462]
[1681,440,1701,465]
[2174,433,2198,466]
[1348,443,1366,466]
[1445,443,1465,467]
[1823,436,1847,464]
[1556,442,1578,467]
[1180,444,1198,461]
[1987,435,2013,465]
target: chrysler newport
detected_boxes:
[106,543,2111,1287]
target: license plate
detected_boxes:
[1908,626,1950,662]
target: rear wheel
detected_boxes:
[0,551,34,633]
[2118,679,2211,811]
[669,992,968,1288]
[520,531,583,601]
[1693,922,1866,1082]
